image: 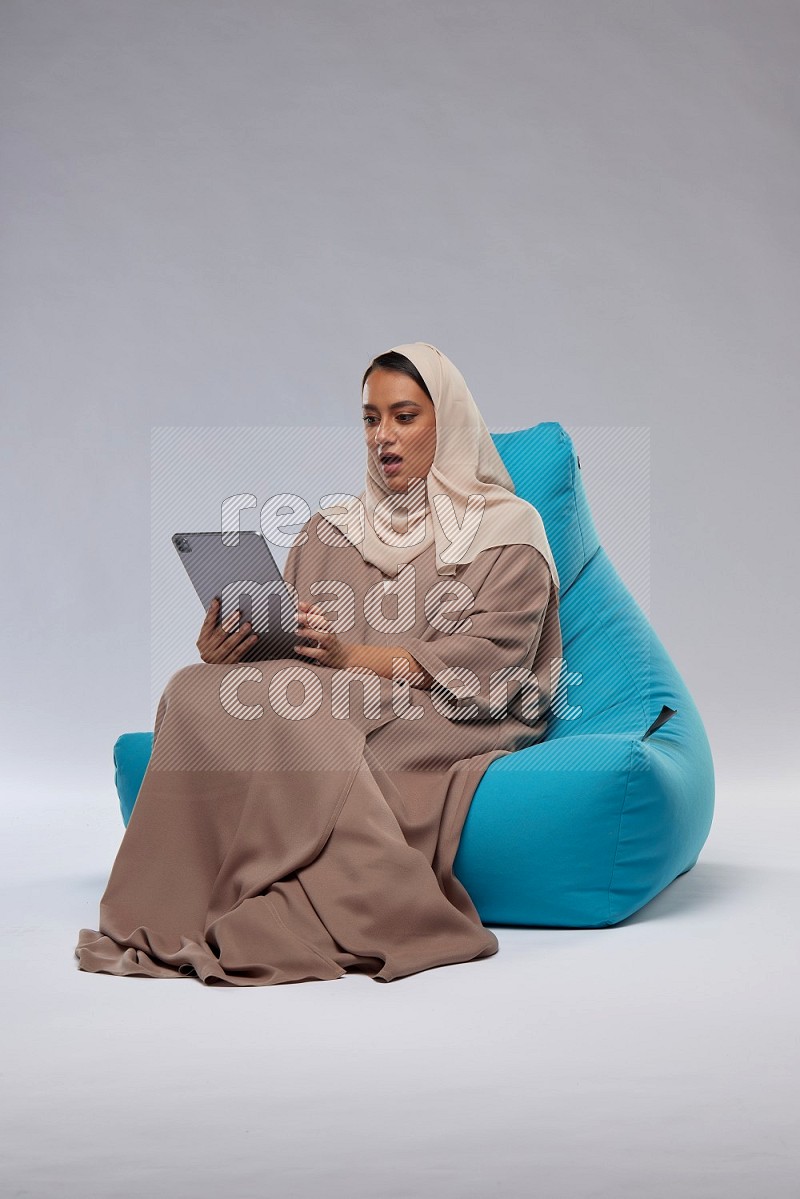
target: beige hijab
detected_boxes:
[318,341,559,590]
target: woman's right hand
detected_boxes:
[197,596,259,664]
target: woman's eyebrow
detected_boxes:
[362,400,422,411]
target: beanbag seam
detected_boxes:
[575,588,650,733]
[606,738,636,926]
[560,427,602,587]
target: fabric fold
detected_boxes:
[76,504,560,986]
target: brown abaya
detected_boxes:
[75,511,562,985]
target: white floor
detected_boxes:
[3,764,797,1198]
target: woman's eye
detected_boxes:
[362,413,415,425]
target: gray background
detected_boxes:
[2,0,797,777]
[2,3,797,1197]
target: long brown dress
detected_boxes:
[75,512,562,985]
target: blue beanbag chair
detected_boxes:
[113,422,714,928]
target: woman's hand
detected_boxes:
[295,600,351,669]
[197,596,258,664]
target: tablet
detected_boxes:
[172,531,304,663]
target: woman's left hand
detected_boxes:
[295,601,351,669]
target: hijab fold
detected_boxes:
[318,342,559,591]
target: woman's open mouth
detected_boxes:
[381,454,403,476]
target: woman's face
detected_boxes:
[362,368,437,493]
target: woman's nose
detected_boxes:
[374,422,395,446]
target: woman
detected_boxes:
[75,341,562,985]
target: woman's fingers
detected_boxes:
[199,601,331,664]
[217,612,254,650]
[218,631,259,663]
[197,596,220,649]
[223,620,256,653]
[296,606,327,633]
[203,615,234,653]
[220,608,243,635]
[198,604,258,663]
[205,629,258,664]
[295,622,326,660]
[201,596,220,628]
